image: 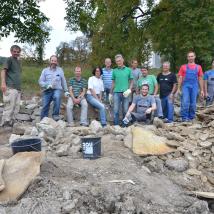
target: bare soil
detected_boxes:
[0,132,211,214]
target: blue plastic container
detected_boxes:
[81,137,101,159]
[11,138,42,154]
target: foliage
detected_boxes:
[64,0,152,66]
[147,0,214,71]
[56,36,90,65]
[0,0,49,44]
[64,0,214,70]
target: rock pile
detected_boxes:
[0,98,214,213]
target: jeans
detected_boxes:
[86,94,107,125]
[154,96,163,118]
[113,92,129,125]
[41,89,62,120]
[66,97,88,125]
[161,95,174,122]
[104,88,111,103]
[180,84,198,121]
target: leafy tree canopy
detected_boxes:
[0,0,49,44]
[64,0,214,70]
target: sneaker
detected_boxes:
[80,123,88,127]
[67,122,75,127]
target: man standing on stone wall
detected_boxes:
[102,58,113,103]
[157,62,177,123]
[0,45,22,127]
[39,55,69,121]
[111,54,133,125]
[204,59,214,106]
[178,51,204,122]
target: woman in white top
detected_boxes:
[86,67,107,126]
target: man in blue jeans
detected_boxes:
[111,54,133,125]
[39,55,69,121]
[157,62,177,123]
[178,51,204,122]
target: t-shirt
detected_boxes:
[137,75,157,95]
[3,56,21,90]
[102,68,112,89]
[87,76,104,95]
[157,72,177,98]
[203,70,214,81]
[132,68,141,87]
[204,69,214,94]
[112,66,133,92]
[178,64,203,77]
[133,94,155,114]
[69,77,87,97]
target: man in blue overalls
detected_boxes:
[177,51,204,122]
[204,59,214,106]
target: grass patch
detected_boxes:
[0,64,161,100]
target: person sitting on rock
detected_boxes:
[86,67,107,127]
[39,55,69,121]
[137,67,163,119]
[66,66,88,127]
[122,84,156,126]
[204,59,214,106]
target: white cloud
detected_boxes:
[0,0,81,58]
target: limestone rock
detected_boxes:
[24,127,39,136]
[198,141,212,148]
[89,120,102,133]
[9,134,21,145]
[57,120,67,129]
[199,133,209,141]
[166,132,185,142]
[72,136,81,146]
[153,117,165,128]
[13,123,30,135]
[186,168,202,176]
[36,117,58,138]
[16,113,31,121]
[56,144,70,157]
[124,133,132,149]
[25,103,38,110]
[0,160,5,192]
[165,158,188,172]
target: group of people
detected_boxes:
[1,45,214,128]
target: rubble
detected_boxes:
[0,97,213,213]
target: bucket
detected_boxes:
[81,137,101,159]
[11,138,42,154]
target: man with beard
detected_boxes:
[122,84,156,126]
[39,55,69,121]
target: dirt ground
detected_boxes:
[0,129,212,214]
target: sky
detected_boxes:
[0,0,81,58]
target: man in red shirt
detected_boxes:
[177,51,204,121]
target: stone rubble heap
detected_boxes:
[1,97,214,212]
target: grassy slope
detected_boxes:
[0,65,160,100]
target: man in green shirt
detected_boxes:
[137,67,163,118]
[111,54,133,125]
[0,45,22,127]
